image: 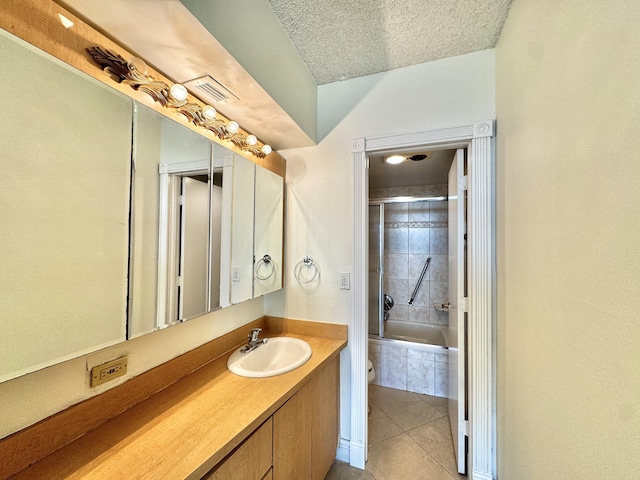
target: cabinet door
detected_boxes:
[202,418,272,480]
[273,387,311,479]
[309,357,339,480]
[273,356,340,480]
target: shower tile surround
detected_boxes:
[371,185,449,326]
[370,185,450,398]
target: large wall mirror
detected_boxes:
[0,28,132,382]
[0,25,285,382]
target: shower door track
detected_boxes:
[369,194,447,205]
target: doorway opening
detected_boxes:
[366,147,468,475]
[349,122,495,479]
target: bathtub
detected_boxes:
[373,320,448,348]
[369,321,449,397]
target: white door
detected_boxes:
[448,148,467,474]
[179,176,209,320]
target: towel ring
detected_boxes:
[255,254,275,280]
[294,256,320,284]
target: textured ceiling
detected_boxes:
[267,0,514,84]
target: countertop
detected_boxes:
[11,332,346,480]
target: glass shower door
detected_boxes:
[368,204,383,336]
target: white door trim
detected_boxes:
[350,121,495,479]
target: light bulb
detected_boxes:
[261,144,272,155]
[169,84,188,102]
[226,121,239,134]
[202,105,216,121]
[127,57,148,75]
[385,155,405,164]
[246,135,257,146]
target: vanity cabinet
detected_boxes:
[203,356,339,480]
[273,356,339,480]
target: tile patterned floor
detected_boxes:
[325,385,466,480]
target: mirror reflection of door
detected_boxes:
[177,175,209,321]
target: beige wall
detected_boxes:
[496,0,640,477]
[266,49,495,452]
[268,49,495,324]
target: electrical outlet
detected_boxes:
[339,272,350,290]
[90,356,128,387]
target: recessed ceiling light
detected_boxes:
[385,155,405,164]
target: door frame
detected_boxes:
[157,159,210,329]
[349,121,495,479]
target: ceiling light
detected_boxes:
[261,145,272,155]
[246,135,258,146]
[385,155,405,165]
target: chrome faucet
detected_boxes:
[241,328,268,353]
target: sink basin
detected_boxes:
[227,337,312,378]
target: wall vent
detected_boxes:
[183,75,239,105]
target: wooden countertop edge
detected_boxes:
[7,325,346,479]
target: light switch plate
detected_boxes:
[339,272,350,290]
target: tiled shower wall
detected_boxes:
[370,184,449,326]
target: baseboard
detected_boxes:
[471,470,494,480]
[335,437,350,463]
[349,439,366,470]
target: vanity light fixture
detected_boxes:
[86,45,273,159]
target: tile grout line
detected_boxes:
[404,431,458,480]
[371,387,459,478]
[367,398,405,447]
